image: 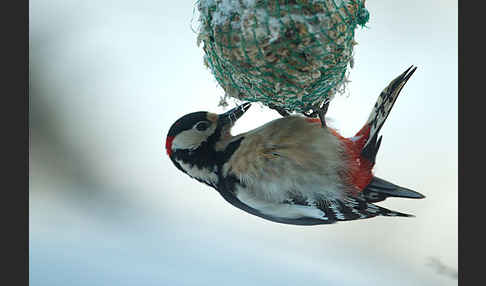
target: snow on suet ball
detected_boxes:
[196,0,369,114]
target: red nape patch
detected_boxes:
[165,136,175,157]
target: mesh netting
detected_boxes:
[196,0,369,114]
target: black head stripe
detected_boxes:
[167,111,208,137]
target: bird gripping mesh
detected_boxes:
[196,0,369,113]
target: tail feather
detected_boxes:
[361,66,417,163]
[361,134,382,166]
[335,197,415,221]
[361,176,426,203]
[377,206,415,218]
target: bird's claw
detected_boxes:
[318,101,329,128]
[268,103,291,117]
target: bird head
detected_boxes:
[165,103,251,185]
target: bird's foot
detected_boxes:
[317,101,329,128]
[268,103,291,117]
[303,101,329,128]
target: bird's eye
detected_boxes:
[195,121,209,131]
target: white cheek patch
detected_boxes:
[171,126,216,151]
[177,160,219,186]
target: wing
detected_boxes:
[218,177,412,225]
[217,185,334,225]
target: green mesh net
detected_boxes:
[196,0,369,114]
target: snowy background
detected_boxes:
[29,0,457,285]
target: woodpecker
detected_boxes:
[165,66,425,225]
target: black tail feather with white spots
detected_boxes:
[361,66,417,164]
[316,197,414,223]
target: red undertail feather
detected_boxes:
[328,127,374,193]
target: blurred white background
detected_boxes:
[29,0,457,285]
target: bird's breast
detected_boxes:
[222,116,352,203]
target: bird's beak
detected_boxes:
[218,102,251,127]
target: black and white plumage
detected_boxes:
[165,66,424,225]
